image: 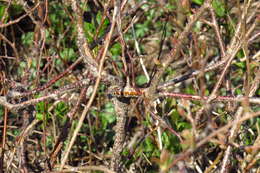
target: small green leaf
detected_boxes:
[212,0,226,17]
[36,113,44,121]
[176,122,191,130]
[60,48,76,61]
[236,50,245,59]
[110,43,121,56]
[136,75,148,86]
[83,22,95,42]
[0,106,4,119]
[104,102,115,114]
[0,5,7,20]
[99,103,116,128]
[234,62,246,69]
[21,32,34,47]
[235,88,242,95]
[192,0,204,5]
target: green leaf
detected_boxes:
[236,50,245,59]
[235,88,242,95]
[143,137,156,153]
[192,0,204,5]
[83,22,95,42]
[0,106,3,119]
[136,75,148,86]
[234,62,246,69]
[212,0,226,17]
[185,86,195,95]
[21,32,34,47]
[176,122,191,130]
[135,23,149,38]
[36,113,44,121]
[104,102,115,115]
[0,4,6,20]
[60,48,76,61]
[110,43,121,56]
[99,103,116,128]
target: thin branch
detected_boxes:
[167,110,260,169]
[209,5,226,58]
[0,79,90,112]
[159,92,260,104]
[147,0,212,99]
[0,3,40,28]
[59,0,118,169]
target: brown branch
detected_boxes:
[52,165,116,173]
[59,0,118,169]
[166,110,260,170]
[0,3,40,28]
[159,92,260,104]
[0,79,90,112]
[147,0,212,99]
[71,0,98,73]
[50,87,87,168]
[208,5,226,58]
[0,33,20,61]
[110,97,129,172]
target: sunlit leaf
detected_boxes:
[192,0,204,5]
[136,75,148,86]
[212,0,226,17]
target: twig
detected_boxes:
[59,0,117,170]
[209,5,226,58]
[52,165,115,173]
[147,0,212,99]
[166,110,260,170]
[0,3,40,28]
[110,97,129,172]
[0,79,90,112]
[159,92,260,104]
[50,87,87,168]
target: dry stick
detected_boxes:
[14,56,84,98]
[147,0,212,99]
[0,33,19,61]
[109,3,129,171]
[52,165,116,173]
[220,8,259,173]
[59,1,117,170]
[166,110,260,170]
[243,132,260,171]
[4,0,141,101]
[0,108,8,172]
[206,29,242,103]
[0,79,90,112]
[110,97,129,172]
[209,5,225,58]
[12,0,96,98]
[158,57,232,89]
[50,87,87,167]
[0,2,40,28]
[205,0,258,105]
[71,1,97,70]
[159,92,260,104]
[19,0,39,24]
[149,110,183,142]
[194,5,246,123]
[6,118,40,171]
